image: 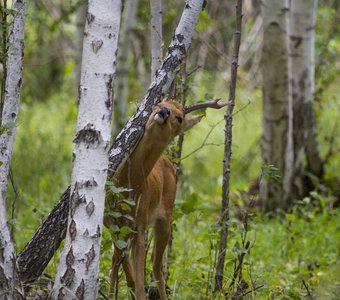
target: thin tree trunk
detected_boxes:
[0,0,27,298]
[17,0,205,285]
[112,0,138,136]
[290,0,321,197]
[51,0,121,298]
[260,0,293,211]
[214,0,242,292]
[150,0,163,79]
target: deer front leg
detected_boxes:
[152,219,171,300]
[132,228,147,299]
[109,247,135,299]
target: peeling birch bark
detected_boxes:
[51,1,122,298]
[260,0,294,210]
[0,0,27,298]
[17,0,204,285]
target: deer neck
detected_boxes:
[115,130,171,191]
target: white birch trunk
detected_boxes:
[290,0,323,188]
[290,0,318,196]
[113,0,138,134]
[0,0,27,298]
[150,0,163,79]
[51,1,121,298]
[260,0,293,210]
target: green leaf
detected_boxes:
[123,199,135,206]
[106,211,122,218]
[114,240,127,250]
[120,226,135,235]
[120,203,131,212]
[123,214,134,221]
[109,225,120,233]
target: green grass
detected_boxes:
[6,70,339,299]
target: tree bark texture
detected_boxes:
[214,0,242,292]
[150,0,163,79]
[17,188,70,283]
[51,0,121,298]
[0,0,27,298]
[290,0,320,197]
[260,0,293,211]
[290,0,323,188]
[17,0,204,286]
[112,0,138,135]
[0,198,24,299]
[0,0,26,193]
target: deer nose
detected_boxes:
[158,107,170,119]
[154,106,170,124]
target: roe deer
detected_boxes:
[104,98,225,300]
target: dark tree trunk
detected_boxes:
[17,187,70,282]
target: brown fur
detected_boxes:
[104,100,202,299]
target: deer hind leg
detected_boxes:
[152,218,171,300]
[109,247,135,299]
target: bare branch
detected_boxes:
[184,98,226,114]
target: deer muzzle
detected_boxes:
[154,107,170,124]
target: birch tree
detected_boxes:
[150,0,163,79]
[290,0,323,197]
[260,0,293,210]
[17,0,205,290]
[51,0,121,298]
[0,0,27,298]
[113,0,138,135]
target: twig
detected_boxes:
[302,279,313,300]
[239,284,264,297]
[99,289,110,300]
[9,168,19,237]
[187,65,202,77]
[180,119,224,161]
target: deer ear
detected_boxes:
[180,114,204,134]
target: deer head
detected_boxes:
[145,99,203,143]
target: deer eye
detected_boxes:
[175,116,183,124]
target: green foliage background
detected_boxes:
[1,0,339,299]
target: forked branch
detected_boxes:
[184,98,227,114]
